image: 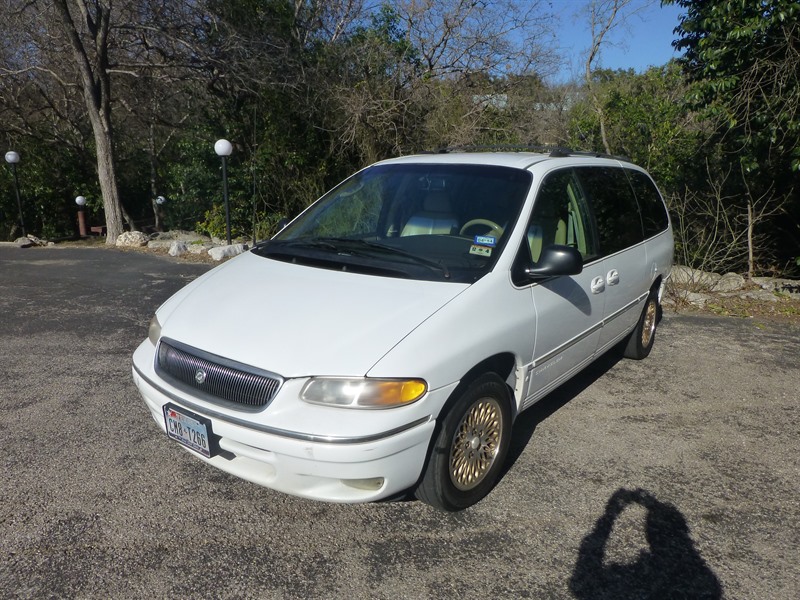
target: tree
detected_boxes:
[1,0,218,243]
[581,0,656,155]
[668,0,800,171]
[569,64,703,190]
[667,0,800,275]
[52,0,127,243]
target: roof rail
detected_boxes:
[568,150,633,163]
[430,145,632,162]
[434,144,573,156]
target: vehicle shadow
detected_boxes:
[569,488,723,599]
[504,346,624,473]
[504,301,666,472]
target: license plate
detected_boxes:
[163,403,214,458]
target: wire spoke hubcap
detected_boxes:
[642,300,657,347]
[449,397,503,491]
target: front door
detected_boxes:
[519,168,605,408]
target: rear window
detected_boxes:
[576,167,644,256]
[625,169,670,237]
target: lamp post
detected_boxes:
[214,139,233,245]
[5,151,25,237]
[75,195,87,237]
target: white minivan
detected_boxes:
[132,150,673,511]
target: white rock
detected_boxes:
[670,265,721,289]
[684,291,712,307]
[711,272,746,293]
[150,230,211,244]
[187,244,213,255]
[146,240,174,250]
[115,231,150,247]
[169,241,188,257]
[208,244,247,261]
[740,290,779,303]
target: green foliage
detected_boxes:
[567,63,706,195]
[667,0,800,172]
[1,139,101,240]
[665,0,800,273]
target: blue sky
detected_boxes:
[551,1,686,81]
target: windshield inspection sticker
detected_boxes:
[474,235,497,247]
[469,244,493,257]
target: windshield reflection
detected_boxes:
[256,163,532,283]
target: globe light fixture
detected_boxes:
[75,195,87,237]
[5,151,25,237]
[214,139,233,244]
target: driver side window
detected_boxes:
[526,169,598,264]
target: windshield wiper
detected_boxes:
[267,238,340,252]
[264,237,451,279]
[345,239,451,279]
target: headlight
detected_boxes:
[148,315,162,346]
[301,377,427,409]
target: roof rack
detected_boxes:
[431,144,632,163]
[435,144,571,156]
[567,150,633,163]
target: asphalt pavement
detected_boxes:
[1,245,798,599]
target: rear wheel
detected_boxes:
[624,290,659,360]
[416,374,511,511]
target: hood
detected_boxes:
[157,251,468,378]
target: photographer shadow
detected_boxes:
[569,488,722,599]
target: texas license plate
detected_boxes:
[163,403,214,458]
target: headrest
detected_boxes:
[423,190,452,213]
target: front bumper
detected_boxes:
[132,340,453,503]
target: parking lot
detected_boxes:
[1,246,798,599]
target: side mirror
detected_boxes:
[276,218,289,231]
[524,245,583,279]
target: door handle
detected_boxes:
[591,276,605,294]
[607,269,619,285]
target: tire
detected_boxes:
[624,290,659,360]
[416,374,512,511]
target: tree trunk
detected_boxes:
[55,0,126,244]
[149,123,163,232]
[90,109,126,242]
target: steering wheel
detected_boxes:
[459,219,504,237]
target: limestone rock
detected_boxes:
[150,230,211,244]
[670,265,721,290]
[115,231,150,247]
[146,240,174,250]
[711,272,746,293]
[208,244,247,261]
[187,244,214,255]
[169,241,188,257]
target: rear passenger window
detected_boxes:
[525,169,598,264]
[625,169,670,237]
[577,167,644,255]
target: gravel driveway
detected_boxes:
[1,246,798,599]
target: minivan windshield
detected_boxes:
[254,163,532,283]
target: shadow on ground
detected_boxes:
[569,488,722,599]
[504,345,625,474]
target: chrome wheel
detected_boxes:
[641,299,657,348]
[449,397,504,491]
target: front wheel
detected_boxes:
[624,291,659,360]
[416,374,511,511]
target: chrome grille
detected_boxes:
[156,338,282,409]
